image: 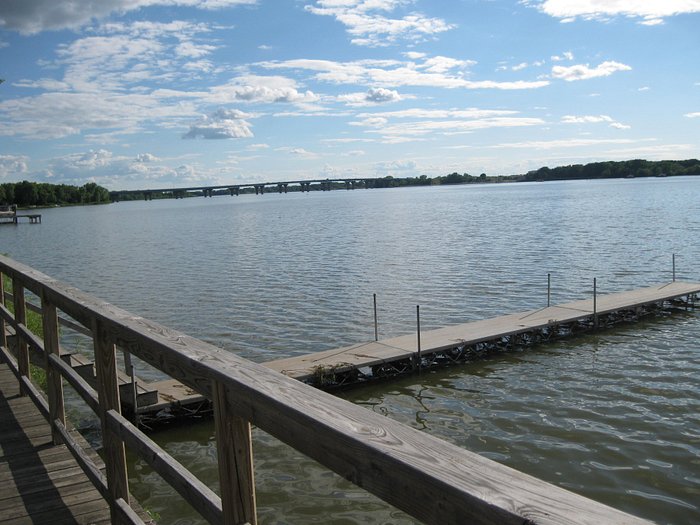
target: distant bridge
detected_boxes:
[110,177,388,201]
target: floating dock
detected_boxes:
[6,282,698,426]
[265,281,700,387]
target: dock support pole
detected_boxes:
[672,253,676,282]
[547,273,551,307]
[373,294,378,341]
[123,351,138,422]
[593,278,598,328]
[416,305,422,371]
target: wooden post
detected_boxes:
[373,293,378,341]
[92,318,130,524]
[547,273,551,307]
[41,291,65,445]
[212,380,257,525]
[0,272,6,350]
[416,305,422,371]
[123,350,138,420]
[12,278,30,396]
[593,278,598,328]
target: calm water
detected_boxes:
[2,177,699,524]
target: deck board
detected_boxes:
[0,364,112,525]
[265,281,700,381]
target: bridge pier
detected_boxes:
[299,182,311,192]
[229,187,240,196]
[277,183,288,193]
[255,185,265,195]
[144,192,152,201]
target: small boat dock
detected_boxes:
[265,281,700,387]
[0,205,42,224]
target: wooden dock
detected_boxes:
[265,281,700,386]
[0,254,660,524]
[0,363,113,524]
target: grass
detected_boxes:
[2,274,48,391]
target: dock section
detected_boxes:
[265,281,700,387]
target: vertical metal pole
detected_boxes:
[373,293,378,341]
[593,278,598,328]
[123,350,138,421]
[416,305,422,371]
[672,253,676,282]
[547,273,551,307]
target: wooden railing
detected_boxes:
[0,254,653,525]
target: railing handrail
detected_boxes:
[0,254,654,525]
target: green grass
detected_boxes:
[2,274,48,391]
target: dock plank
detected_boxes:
[265,282,700,381]
[0,364,113,525]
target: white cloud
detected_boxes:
[184,108,255,139]
[0,91,197,139]
[490,138,643,150]
[526,0,700,25]
[205,75,320,105]
[685,112,700,118]
[562,114,629,129]
[305,0,454,46]
[39,149,227,188]
[638,86,650,91]
[551,60,631,81]
[339,87,403,106]
[0,155,29,178]
[551,51,574,61]
[260,56,549,90]
[348,107,544,142]
[0,0,257,34]
[276,147,319,159]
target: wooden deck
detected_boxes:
[0,365,112,525]
[265,281,700,383]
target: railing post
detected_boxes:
[92,318,130,524]
[212,379,257,525]
[416,305,422,371]
[593,278,598,328]
[547,273,551,307]
[12,278,30,396]
[0,272,6,350]
[41,291,65,445]
[672,253,676,282]
[373,293,378,341]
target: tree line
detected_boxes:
[520,159,700,182]
[0,181,111,207]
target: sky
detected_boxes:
[0,1,699,191]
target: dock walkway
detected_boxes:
[266,281,700,385]
[0,364,113,524]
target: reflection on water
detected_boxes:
[1,177,699,524]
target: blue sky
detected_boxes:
[0,0,698,190]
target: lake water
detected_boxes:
[1,177,699,524]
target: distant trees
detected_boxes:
[521,159,700,182]
[0,181,111,207]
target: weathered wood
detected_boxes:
[0,271,6,350]
[53,420,110,499]
[42,292,66,445]
[0,365,112,525]
[105,409,223,525]
[92,317,130,524]
[213,380,256,525]
[11,277,29,396]
[47,352,100,414]
[0,253,661,524]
